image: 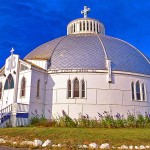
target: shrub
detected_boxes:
[29,110,150,128]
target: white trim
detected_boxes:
[48,69,150,78]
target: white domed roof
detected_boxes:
[25,33,150,75]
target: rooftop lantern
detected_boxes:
[67,6,105,35]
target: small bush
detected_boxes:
[29,110,150,128]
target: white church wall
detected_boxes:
[2,89,14,108]
[145,78,150,93]
[69,104,83,117]
[45,89,57,105]
[28,69,46,116]
[110,105,135,117]
[27,60,48,70]
[84,74,109,89]
[122,91,140,106]
[0,77,5,107]
[83,105,110,118]
[110,74,132,90]
[97,90,123,105]
[47,72,150,119]
[17,70,32,104]
[51,104,69,118]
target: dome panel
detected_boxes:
[24,34,150,75]
[49,35,106,70]
[99,35,150,75]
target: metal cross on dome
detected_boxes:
[81,6,90,18]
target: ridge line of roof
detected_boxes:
[49,36,68,62]
[96,34,108,59]
[24,36,65,60]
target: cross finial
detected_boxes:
[10,47,14,56]
[81,6,90,18]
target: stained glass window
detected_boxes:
[4,74,14,90]
[74,78,79,97]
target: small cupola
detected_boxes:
[67,6,105,35]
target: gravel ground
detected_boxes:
[0,147,30,150]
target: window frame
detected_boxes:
[142,83,146,101]
[81,79,86,98]
[131,82,135,100]
[4,74,14,90]
[20,77,26,97]
[36,79,40,98]
[67,79,72,98]
[73,78,79,98]
[136,81,141,100]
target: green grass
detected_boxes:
[0,127,150,147]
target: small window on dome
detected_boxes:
[83,21,85,31]
[70,25,73,33]
[87,21,89,31]
[74,23,76,32]
[90,21,92,31]
[94,22,96,32]
[97,23,99,33]
[80,21,82,31]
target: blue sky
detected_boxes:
[0,0,150,67]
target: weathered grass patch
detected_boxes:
[0,127,150,146]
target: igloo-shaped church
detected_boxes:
[0,6,150,127]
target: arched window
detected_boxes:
[21,77,26,97]
[142,83,145,101]
[36,79,40,98]
[136,81,140,100]
[131,82,134,100]
[83,21,85,31]
[81,80,85,98]
[87,21,89,31]
[74,78,79,97]
[4,74,14,90]
[68,80,71,98]
[0,82,2,99]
